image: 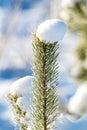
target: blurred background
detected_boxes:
[0,0,87,130]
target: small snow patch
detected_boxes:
[10,76,33,97]
[16,95,31,113]
[36,19,67,43]
[68,82,87,116]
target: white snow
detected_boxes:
[68,83,87,116]
[27,126,32,130]
[8,76,33,125]
[16,95,31,113]
[10,76,33,97]
[36,19,67,43]
[20,116,30,126]
[61,0,81,8]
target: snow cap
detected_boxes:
[10,76,33,97]
[36,19,67,43]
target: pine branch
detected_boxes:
[8,94,28,130]
[32,34,59,130]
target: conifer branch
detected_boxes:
[7,19,66,130]
[32,34,59,130]
[8,94,29,130]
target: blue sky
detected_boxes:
[0,0,40,10]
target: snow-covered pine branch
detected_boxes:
[8,76,33,130]
[8,19,67,130]
[32,19,66,130]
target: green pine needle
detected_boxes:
[32,34,60,130]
